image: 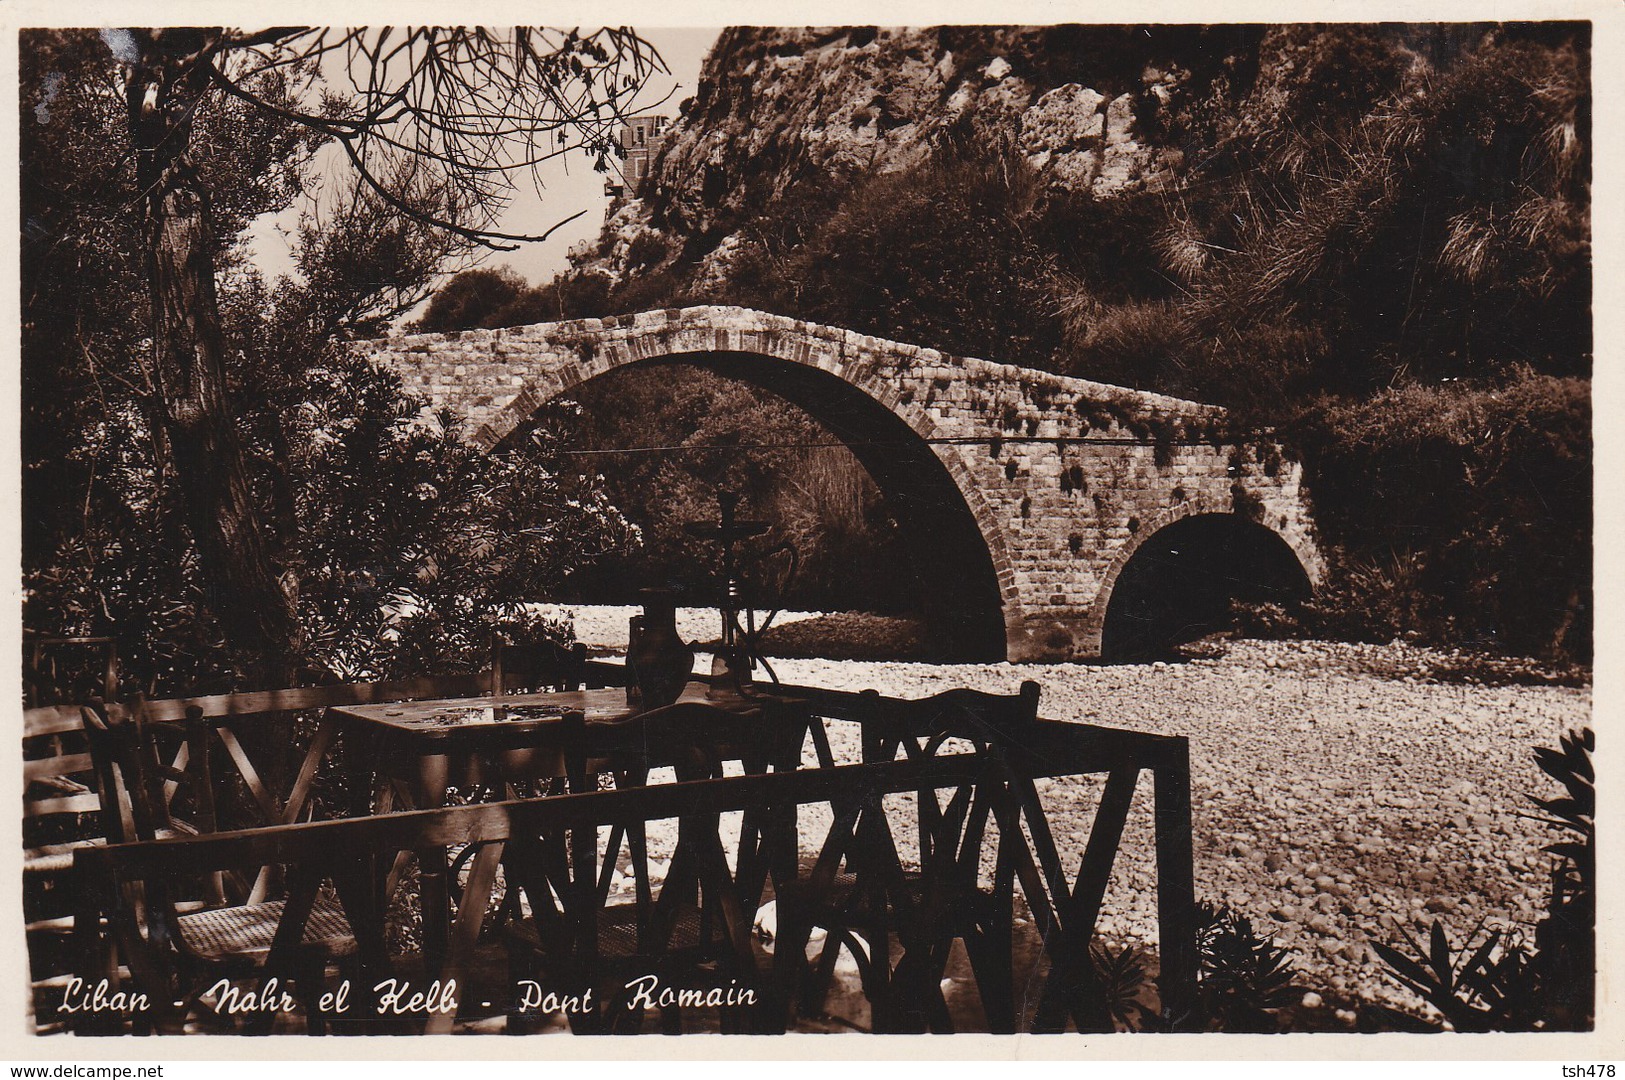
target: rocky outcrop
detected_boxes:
[580,26,1259,284]
[570,24,1520,314]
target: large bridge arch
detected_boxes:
[362,306,1324,662]
[483,349,1020,660]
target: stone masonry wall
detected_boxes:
[357,306,1322,661]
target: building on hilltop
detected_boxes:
[606,115,669,200]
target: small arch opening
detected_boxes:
[1100,513,1311,662]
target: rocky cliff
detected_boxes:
[575,24,1429,289]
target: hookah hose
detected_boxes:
[741,539,799,685]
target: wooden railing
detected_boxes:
[64,688,1196,1036]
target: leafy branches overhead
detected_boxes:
[192,27,668,248]
[92,25,663,681]
[289,171,455,337]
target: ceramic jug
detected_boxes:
[627,589,694,709]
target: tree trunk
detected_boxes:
[128,29,299,686]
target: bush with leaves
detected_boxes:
[290,367,637,681]
[1290,372,1591,660]
[1080,903,1301,1032]
[1373,727,1593,1031]
[412,267,532,332]
[778,141,1064,368]
[1187,903,1303,1032]
[1087,941,1155,1031]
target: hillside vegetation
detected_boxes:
[421,25,1591,662]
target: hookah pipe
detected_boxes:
[682,492,798,687]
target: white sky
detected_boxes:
[245,27,720,289]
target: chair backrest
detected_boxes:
[78,698,335,977]
[141,675,498,831]
[490,638,589,697]
[80,700,186,846]
[23,705,109,871]
[132,672,492,725]
[24,635,118,707]
[27,672,499,861]
[865,681,1041,760]
[581,658,632,688]
[36,662,643,884]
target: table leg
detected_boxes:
[344,725,376,819]
[417,753,452,974]
[772,714,805,892]
[426,837,505,1036]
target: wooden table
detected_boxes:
[321,681,809,974]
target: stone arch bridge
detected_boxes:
[360,306,1322,663]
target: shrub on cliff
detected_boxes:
[413,268,529,333]
[1290,372,1591,660]
[775,142,1065,367]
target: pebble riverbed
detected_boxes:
[562,606,1592,1023]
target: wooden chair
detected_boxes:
[23,702,122,1029]
[42,671,523,1033]
[773,682,1041,1033]
[22,674,341,1029]
[22,634,122,1011]
[79,700,363,1033]
[24,634,119,708]
[501,698,804,1033]
[489,636,588,696]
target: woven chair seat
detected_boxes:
[176,896,356,963]
[781,868,943,954]
[24,837,104,875]
[25,826,189,875]
[510,903,707,961]
[788,870,896,908]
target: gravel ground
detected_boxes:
[564,606,1592,1024]
[563,605,825,652]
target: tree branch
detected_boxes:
[200,26,665,247]
[334,134,588,250]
